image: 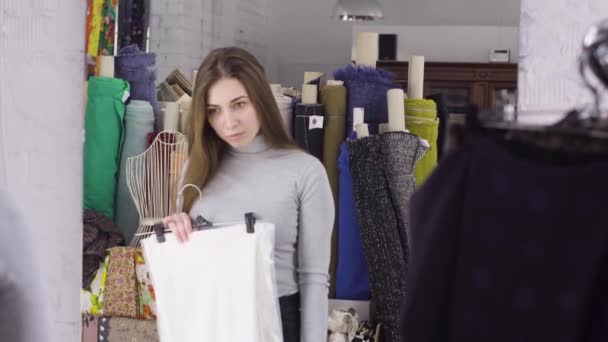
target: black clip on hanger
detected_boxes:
[154,212,257,243]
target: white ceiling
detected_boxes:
[271,0,520,27]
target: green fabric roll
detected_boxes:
[84,76,130,219]
[320,84,346,298]
[405,99,439,186]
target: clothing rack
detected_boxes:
[152,212,257,243]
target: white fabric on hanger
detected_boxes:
[142,222,283,342]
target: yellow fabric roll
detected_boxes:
[87,0,104,57]
[405,99,439,185]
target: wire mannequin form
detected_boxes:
[127,131,188,246]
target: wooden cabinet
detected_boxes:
[377,61,518,114]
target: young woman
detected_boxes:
[162,47,334,342]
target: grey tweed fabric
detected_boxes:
[381,132,428,265]
[347,135,404,342]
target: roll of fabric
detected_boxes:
[380,132,428,267]
[108,317,159,341]
[177,94,192,137]
[115,100,154,243]
[405,99,439,185]
[293,103,325,160]
[333,65,395,134]
[426,93,448,159]
[347,135,405,342]
[274,92,293,137]
[104,247,139,318]
[115,44,159,130]
[86,0,104,57]
[320,84,346,297]
[98,0,117,56]
[335,135,371,301]
[84,76,130,220]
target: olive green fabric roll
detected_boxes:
[320,84,346,298]
[405,99,439,186]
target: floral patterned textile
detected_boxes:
[103,247,138,318]
[81,256,109,316]
[136,248,157,319]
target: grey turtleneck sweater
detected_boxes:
[187,135,334,342]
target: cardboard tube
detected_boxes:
[160,102,180,131]
[192,69,198,88]
[387,89,406,131]
[379,123,389,134]
[302,84,318,104]
[355,123,369,138]
[98,56,115,77]
[326,80,344,86]
[353,107,365,131]
[304,72,325,84]
[270,83,282,95]
[355,32,379,67]
[408,56,425,99]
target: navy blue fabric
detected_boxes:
[401,133,608,341]
[335,133,371,300]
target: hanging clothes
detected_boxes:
[115,100,154,244]
[294,103,325,160]
[401,132,608,342]
[405,99,439,185]
[335,137,371,301]
[320,84,346,298]
[83,77,130,220]
[142,223,283,342]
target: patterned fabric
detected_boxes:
[108,317,159,341]
[83,209,124,288]
[81,256,110,316]
[86,0,104,57]
[347,136,404,342]
[104,247,138,318]
[98,0,118,56]
[135,248,157,319]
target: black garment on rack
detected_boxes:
[401,132,608,342]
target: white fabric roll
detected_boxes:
[98,56,115,78]
[355,123,370,138]
[408,56,425,99]
[160,102,180,132]
[353,107,365,131]
[355,32,379,67]
[302,84,318,104]
[387,89,406,132]
[304,72,325,84]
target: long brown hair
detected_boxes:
[182,47,295,213]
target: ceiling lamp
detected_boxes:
[333,0,383,22]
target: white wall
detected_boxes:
[0,2,85,341]
[150,0,272,82]
[518,0,608,121]
[352,25,519,63]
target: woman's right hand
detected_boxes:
[162,212,193,243]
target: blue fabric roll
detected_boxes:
[335,132,371,300]
[114,100,154,244]
[115,44,159,131]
